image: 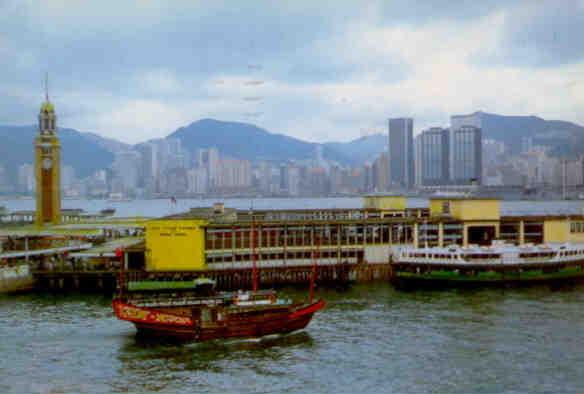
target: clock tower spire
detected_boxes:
[35,74,61,226]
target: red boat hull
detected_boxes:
[113,299,325,342]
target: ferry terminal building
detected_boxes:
[143,195,584,272]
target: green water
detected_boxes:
[1,283,584,393]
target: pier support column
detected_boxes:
[519,221,525,245]
[413,223,419,248]
[438,222,444,248]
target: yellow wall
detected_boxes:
[544,220,569,243]
[146,219,207,271]
[430,198,500,221]
[363,195,406,211]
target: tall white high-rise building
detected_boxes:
[197,147,220,188]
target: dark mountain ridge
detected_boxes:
[167,118,357,164]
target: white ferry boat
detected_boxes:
[392,242,584,286]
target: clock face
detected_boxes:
[42,158,53,169]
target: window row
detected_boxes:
[205,224,414,250]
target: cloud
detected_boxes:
[1,0,583,145]
[481,1,584,68]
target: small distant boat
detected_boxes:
[100,208,116,217]
[113,278,325,342]
[107,193,132,202]
[392,242,584,287]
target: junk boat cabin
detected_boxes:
[113,278,325,342]
[392,242,584,286]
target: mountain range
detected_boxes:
[166,118,369,165]
[0,125,126,183]
[474,111,584,156]
[1,112,583,183]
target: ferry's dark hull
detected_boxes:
[391,260,584,288]
[113,299,325,342]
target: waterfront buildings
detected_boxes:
[279,163,301,196]
[388,118,414,189]
[372,152,390,192]
[197,147,220,188]
[216,158,252,192]
[187,167,209,195]
[17,164,35,194]
[111,151,141,196]
[564,157,584,187]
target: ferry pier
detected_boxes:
[1,194,583,292]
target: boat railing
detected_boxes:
[132,294,227,308]
[127,289,278,308]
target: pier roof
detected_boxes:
[69,237,143,258]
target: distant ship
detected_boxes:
[107,193,132,202]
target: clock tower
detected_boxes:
[35,77,61,226]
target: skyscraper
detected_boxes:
[450,125,482,185]
[388,118,414,189]
[417,127,450,186]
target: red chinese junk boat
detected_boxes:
[112,278,325,342]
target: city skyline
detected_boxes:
[1,1,584,143]
[9,101,584,200]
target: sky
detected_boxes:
[1,0,584,144]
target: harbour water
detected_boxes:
[1,197,583,218]
[2,283,584,393]
[2,198,584,393]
